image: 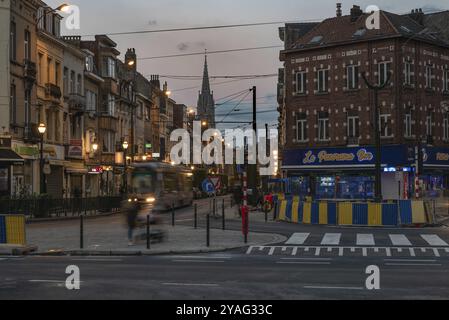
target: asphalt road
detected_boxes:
[2,197,449,300]
[0,253,448,300]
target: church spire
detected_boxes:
[201,50,211,93]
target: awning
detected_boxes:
[0,148,24,163]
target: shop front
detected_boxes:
[44,145,67,198]
[11,141,39,196]
[282,145,414,200]
[420,147,449,197]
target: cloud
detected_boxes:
[176,41,206,51]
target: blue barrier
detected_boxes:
[311,202,319,225]
[353,203,368,225]
[0,216,5,244]
[328,202,337,225]
[382,203,398,226]
[399,200,413,225]
[285,200,293,222]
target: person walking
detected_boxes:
[233,185,243,217]
[125,199,140,246]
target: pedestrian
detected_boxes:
[233,185,243,217]
[125,198,140,246]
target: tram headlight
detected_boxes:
[146,197,156,203]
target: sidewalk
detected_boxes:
[25,214,286,256]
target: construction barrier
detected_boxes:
[275,197,430,227]
[0,215,26,245]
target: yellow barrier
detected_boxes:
[303,202,312,224]
[319,202,328,225]
[278,200,287,221]
[338,202,353,225]
[291,201,300,223]
[411,201,426,224]
[5,215,26,245]
[368,203,382,226]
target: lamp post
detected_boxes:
[123,141,129,195]
[362,71,392,202]
[38,123,46,194]
[36,3,70,25]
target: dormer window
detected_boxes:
[309,36,323,44]
[85,55,94,72]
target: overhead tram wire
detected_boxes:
[220,90,252,123]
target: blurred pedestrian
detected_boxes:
[233,185,243,217]
[125,198,140,246]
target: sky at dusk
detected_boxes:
[46,0,449,132]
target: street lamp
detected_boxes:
[122,141,129,195]
[36,3,71,24]
[38,123,46,194]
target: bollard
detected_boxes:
[206,214,210,247]
[80,214,84,249]
[222,198,225,230]
[146,214,150,250]
[194,203,198,229]
[273,201,278,221]
[172,203,175,227]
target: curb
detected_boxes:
[30,233,287,257]
[26,212,120,224]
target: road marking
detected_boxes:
[71,259,123,262]
[385,259,437,262]
[339,247,344,256]
[304,286,364,290]
[291,247,298,256]
[315,248,321,256]
[285,233,310,245]
[268,247,276,256]
[357,234,375,246]
[172,260,225,263]
[446,248,449,253]
[389,234,412,246]
[173,256,232,260]
[280,258,332,261]
[162,283,219,287]
[374,247,379,253]
[277,261,331,265]
[409,248,416,257]
[385,263,442,267]
[321,233,341,245]
[433,248,440,257]
[362,248,367,257]
[28,280,68,284]
[385,248,391,257]
[420,234,449,247]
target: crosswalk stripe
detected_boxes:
[286,233,310,245]
[389,234,412,246]
[420,234,449,247]
[356,234,375,246]
[321,233,341,245]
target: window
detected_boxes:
[86,90,97,112]
[444,113,449,141]
[85,56,94,72]
[347,115,359,138]
[295,72,307,94]
[405,112,413,138]
[102,131,115,153]
[346,65,359,90]
[77,74,82,94]
[309,36,323,44]
[444,67,449,92]
[404,60,414,86]
[296,113,308,142]
[37,7,45,30]
[378,61,391,86]
[318,112,329,141]
[63,67,68,94]
[145,106,151,121]
[137,102,143,118]
[46,110,52,141]
[24,90,31,125]
[70,71,75,93]
[426,113,433,136]
[46,11,53,34]
[316,69,329,93]
[47,58,52,84]
[24,30,31,60]
[55,62,60,87]
[107,94,115,116]
[104,57,116,78]
[53,17,60,37]
[10,21,16,61]
[38,53,43,84]
[379,114,392,138]
[10,85,16,124]
[425,64,433,89]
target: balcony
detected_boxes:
[45,83,62,102]
[347,136,360,146]
[68,93,87,112]
[23,60,37,82]
[23,123,41,143]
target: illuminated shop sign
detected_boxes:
[303,149,373,164]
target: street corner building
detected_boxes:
[0,0,190,199]
[277,4,449,200]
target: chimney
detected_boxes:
[336,3,342,17]
[408,8,424,25]
[350,5,363,22]
[150,75,160,89]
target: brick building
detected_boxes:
[279,5,449,200]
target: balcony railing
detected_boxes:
[45,83,62,100]
[347,136,360,146]
[68,93,87,111]
[23,59,37,81]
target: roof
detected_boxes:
[284,10,449,54]
[422,10,449,45]
[0,149,24,163]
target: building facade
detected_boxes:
[279,5,449,200]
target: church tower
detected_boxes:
[197,52,215,128]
